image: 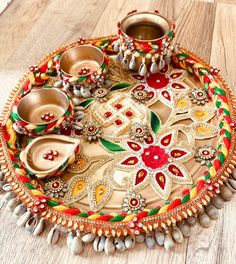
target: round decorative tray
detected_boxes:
[0,35,236,255]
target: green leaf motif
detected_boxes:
[150,111,161,134]
[10,112,20,121]
[110,83,131,91]
[77,75,87,83]
[78,98,94,108]
[47,200,59,207]
[178,53,190,59]
[168,31,174,38]
[24,182,35,190]
[34,124,47,133]
[100,39,110,47]
[99,138,125,152]
[101,62,106,71]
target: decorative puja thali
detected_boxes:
[0,11,235,255]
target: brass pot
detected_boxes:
[116,11,176,75]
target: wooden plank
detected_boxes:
[215,0,236,4]
[173,0,216,61]
[210,3,236,90]
[0,0,110,71]
[0,0,49,68]
[91,0,158,37]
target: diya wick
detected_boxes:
[115,11,176,75]
[57,45,109,98]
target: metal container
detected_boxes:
[115,11,176,75]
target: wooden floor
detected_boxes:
[0,0,236,263]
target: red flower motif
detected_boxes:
[146,72,170,89]
[141,145,169,169]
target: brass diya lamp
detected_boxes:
[12,88,73,137]
[115,11,176,75]
[20,135,80,179]
[58,45,109,98]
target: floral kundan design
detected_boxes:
[145,66,189,106]
[82,121,102,141]
[119,130,193,200]
[195,145,216,165]
[189,89,209,105]
[44,178,68,198]
[93,87,109,102]
[131,85,151,103]
[129,123,150,142]
[122,191,146,213]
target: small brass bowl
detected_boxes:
[60,45,104,76]
[58,45,109,88]
[13,88,73,137]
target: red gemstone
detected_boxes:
[131,74,145,80]
[161,90,171,101]
[203,150,210,155]
[88,126,95,132]
[160,134,172,147]
[137,91,144,96]
[168,164,184,177]
[126,111,133,117]
[136,128,143,133]
[127,141,141,151]
[144,134,154,144]
[172,83,186,89]
[98,89,104,94]
[155,172,166,190]
[121,156,139,166]
[160,64,168,73]
[135,169,148,185]
[104,111,112,118]
[43,154,48,159]
[197,92,203,97]
[52,182,60,188]
[139,42,152,52]
[148,91,155,99]
[47,149,53,155]
[129,198,139,207]
[170,72,183,79]
[53,150,59,157]
[48,155,54,161]
[114,103,122,109]
[170,149,187,159]
[115,119,122,125]
[134,84,145,90]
